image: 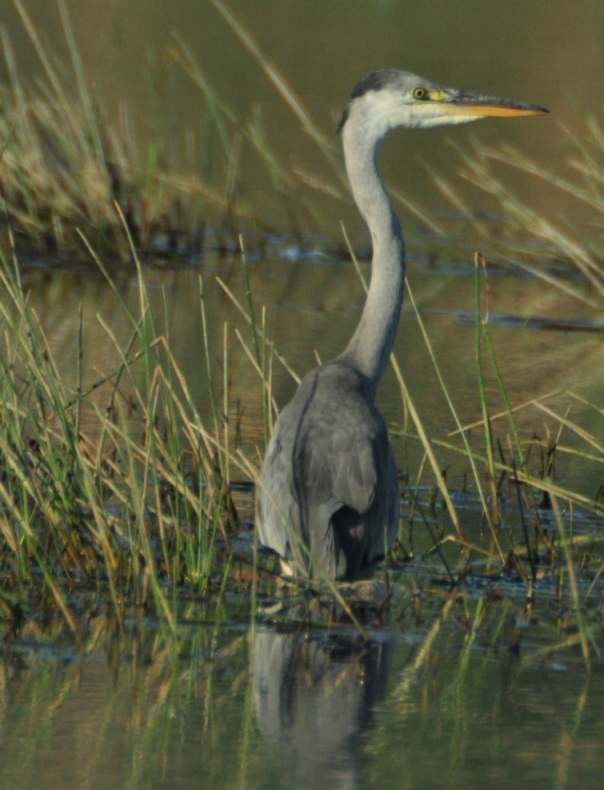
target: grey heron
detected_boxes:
[257,70,547,581]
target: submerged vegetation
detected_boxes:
[0,0,602,677]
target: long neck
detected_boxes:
[336,121,405,396]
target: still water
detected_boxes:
[1,609,603,790]
[1,1,604,788]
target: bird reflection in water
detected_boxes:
[251,627,392,787]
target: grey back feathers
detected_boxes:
[257,361,399,580]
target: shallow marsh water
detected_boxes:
[2,1,604,788]
[1,600,603,790]
[1,252,603,790]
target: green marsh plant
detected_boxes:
[0,227,255,641]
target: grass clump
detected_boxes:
[0,234,249,643]
[0,1,299,263]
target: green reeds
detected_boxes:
[0,224,254,640]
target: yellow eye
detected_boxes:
[413,86,427,100]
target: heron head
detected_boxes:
[338,70,548,140]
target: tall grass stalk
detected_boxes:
[208,0,338,168]
[547,488,593,672]
[405,278,505,560]
[426,431,603,515]
[473,254,502,531]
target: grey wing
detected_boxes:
[256,410,300,562]
[300,405,399,578]
[257,375,399,579]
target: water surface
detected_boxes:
[2,603,603,790]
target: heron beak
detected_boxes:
[442,90,548,118]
